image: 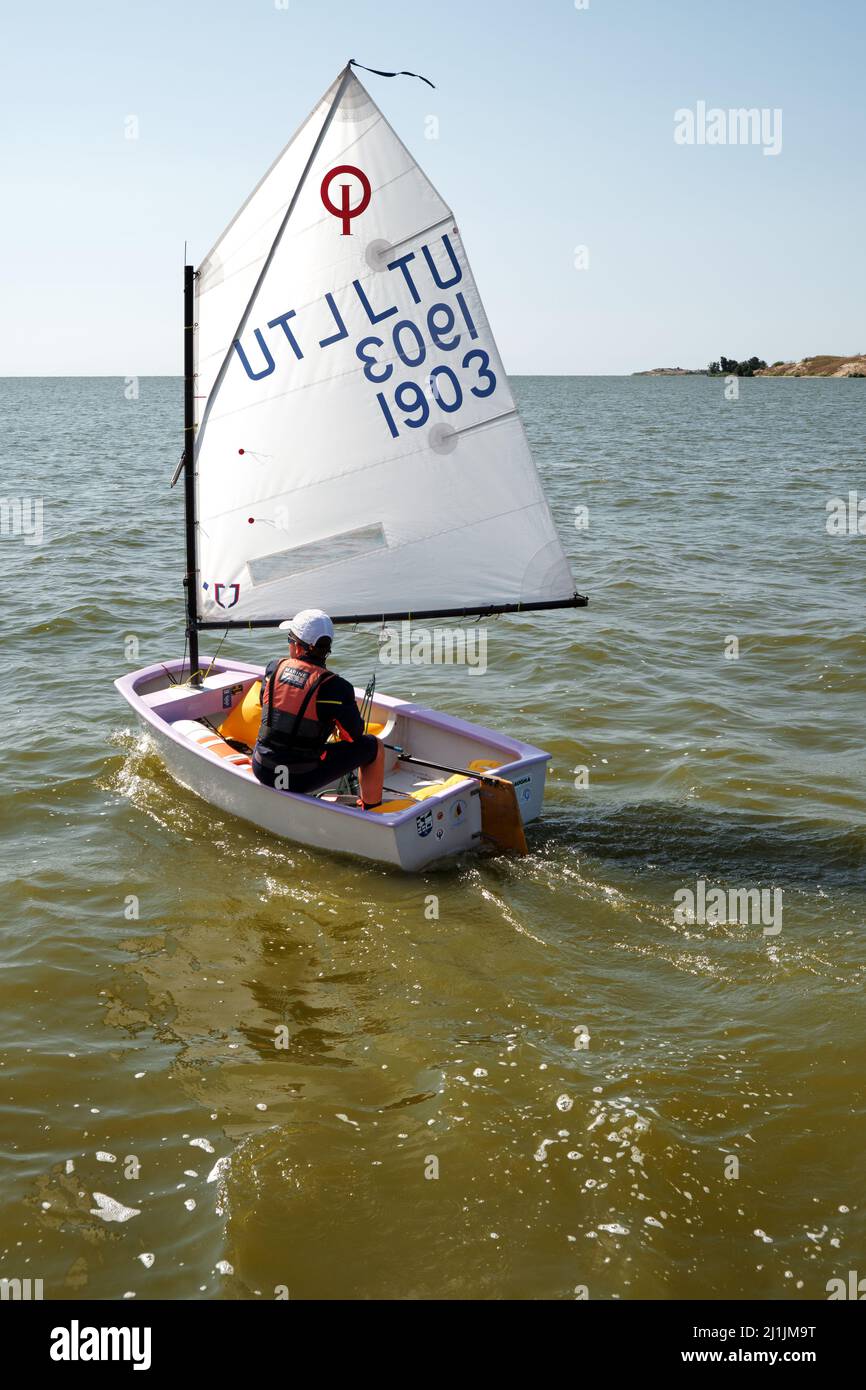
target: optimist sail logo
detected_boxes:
[320,165,371,234]
[50,1320,152,1371]
[214,582,240,609]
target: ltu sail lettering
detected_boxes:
[231,233,464,378]
[229,234,494,437]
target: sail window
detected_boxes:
[247,523,387,585]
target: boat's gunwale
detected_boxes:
[114,658,549,827]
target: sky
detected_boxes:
[1,0,864,375]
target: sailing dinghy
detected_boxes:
[116,63,586,870]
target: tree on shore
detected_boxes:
[707,355,768,376]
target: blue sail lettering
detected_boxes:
[267,310,304,360]
[318,293,349,348]
[422,233,462,290]
[352,279,398,324]
[386,252,421,304]
[233,329,275,381]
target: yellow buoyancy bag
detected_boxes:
[218,680,263,747]
[409,773,470,801]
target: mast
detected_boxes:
[183,263,201,684]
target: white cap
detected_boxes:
[278,608,335,647]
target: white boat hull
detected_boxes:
[115,658,550,870]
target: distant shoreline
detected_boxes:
[635,355,866,378]
[633,367,707,376]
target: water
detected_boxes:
[1,375,864,1301]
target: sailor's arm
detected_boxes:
[319,675,365,742]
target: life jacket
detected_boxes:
[257,657,336,764]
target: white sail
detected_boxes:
[193,67,576,624]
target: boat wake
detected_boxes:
[537,797,866,888]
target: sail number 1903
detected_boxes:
[356,292,498,437]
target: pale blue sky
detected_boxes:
[2,0,864,374]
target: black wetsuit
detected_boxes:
[252,659,379,794]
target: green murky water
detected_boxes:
[1,375,863,1299]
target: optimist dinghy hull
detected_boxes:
[115,658,550,870]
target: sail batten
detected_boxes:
[192,69,579,625]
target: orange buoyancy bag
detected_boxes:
[257,657,336,761]
[218,680,263,747]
